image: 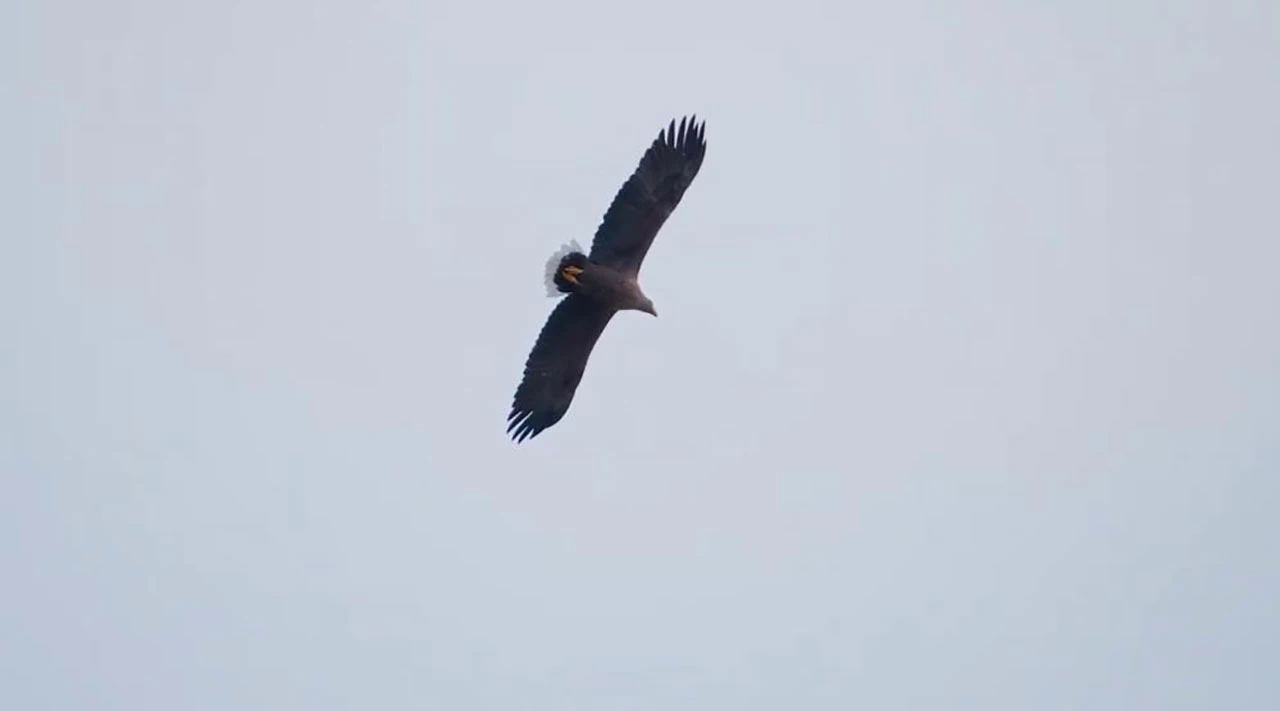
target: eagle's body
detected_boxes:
[507,116,707,443]
[559,261,654,314]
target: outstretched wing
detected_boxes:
[588,116,707,276]
[508,294,617,443]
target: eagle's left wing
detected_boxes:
[508,294,617,443]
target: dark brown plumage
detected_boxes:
[507,116,707,443]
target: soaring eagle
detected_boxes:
[507,116,708,443]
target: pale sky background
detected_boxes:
[4,1,1279,708]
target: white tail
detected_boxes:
[543,240,583,296]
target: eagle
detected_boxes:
[507,116,708,443]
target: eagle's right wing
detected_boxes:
[508,294,617,443]
[587,116,706,277]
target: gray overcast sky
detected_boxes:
[4,1,1278,708]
